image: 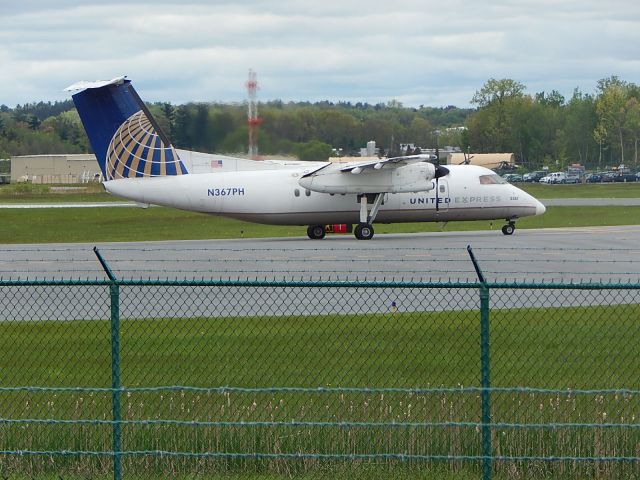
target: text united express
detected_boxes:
[409,195,502,205]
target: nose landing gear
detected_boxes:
[501,221,516,235]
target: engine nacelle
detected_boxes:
[299,162,437,194]
[391,162,437,192]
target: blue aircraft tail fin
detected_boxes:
[67,76,188,180]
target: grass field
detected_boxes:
[0,469,487,480]
[518,182,640,198]
[0,182,116,203]
[1,299,638,478]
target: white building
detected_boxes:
[11,154,102,184]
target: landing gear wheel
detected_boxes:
[307,225,326,240]
[354,223,374,240]
[501,223,515,235]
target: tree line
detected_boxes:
[466,76,640,170]
[1,76,638,170]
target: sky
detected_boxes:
[1,0,639,108]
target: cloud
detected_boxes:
[0,0,639,107]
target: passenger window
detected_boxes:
[440,184,445,193]
[305,189,311,196]
[294,189,300,197]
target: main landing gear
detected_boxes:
[306,193,384,240]
[353,193,383,240]
[354,223,374,240]
[501,220,516,235]
[307,225,326,240]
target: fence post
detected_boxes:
[94,247,122,480]
[466,246,492,480]
[479,284,492,480]
[109,282,122,480]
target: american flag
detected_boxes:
[211,160,224,168]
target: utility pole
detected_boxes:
[246,69,262,159]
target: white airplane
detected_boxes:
[66,76,545,240]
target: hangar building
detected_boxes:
[11,154,102,184]
[9,151,273,183]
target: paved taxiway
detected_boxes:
[2,226,640,321]
[2,196,638,284]
[2,225,640,282]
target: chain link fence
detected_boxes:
[0,248,638,479]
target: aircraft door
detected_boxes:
[437,179,449,212]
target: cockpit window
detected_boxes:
[479,174,507,185]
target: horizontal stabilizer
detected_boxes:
[64,76,127,92]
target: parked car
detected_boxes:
[601,172,617,182]
[502,173,523,183]
[523,171,546,182]
[564,174,581,184]
[613,173,637,182]
[585,173,603,183]
[540,172,567,184]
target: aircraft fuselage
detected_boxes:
[104,164,544,226]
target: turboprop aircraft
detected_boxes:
[66,76,545,240]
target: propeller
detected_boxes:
[433,165,450,212]
[435,165,449,178]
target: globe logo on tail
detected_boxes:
[105,110,186,180]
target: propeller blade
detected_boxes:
[435,165,449,178]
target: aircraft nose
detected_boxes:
[535,200,546,216]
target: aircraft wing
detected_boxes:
[338,154,438,173]
[299,154,448,195]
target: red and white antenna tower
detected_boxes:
[246,69,262,159]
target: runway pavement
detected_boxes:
[2,226,640,321]
[0,202,139,208]
[2,225,640,283]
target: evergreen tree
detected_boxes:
[160,102,175,140]
[172,105,191,149]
